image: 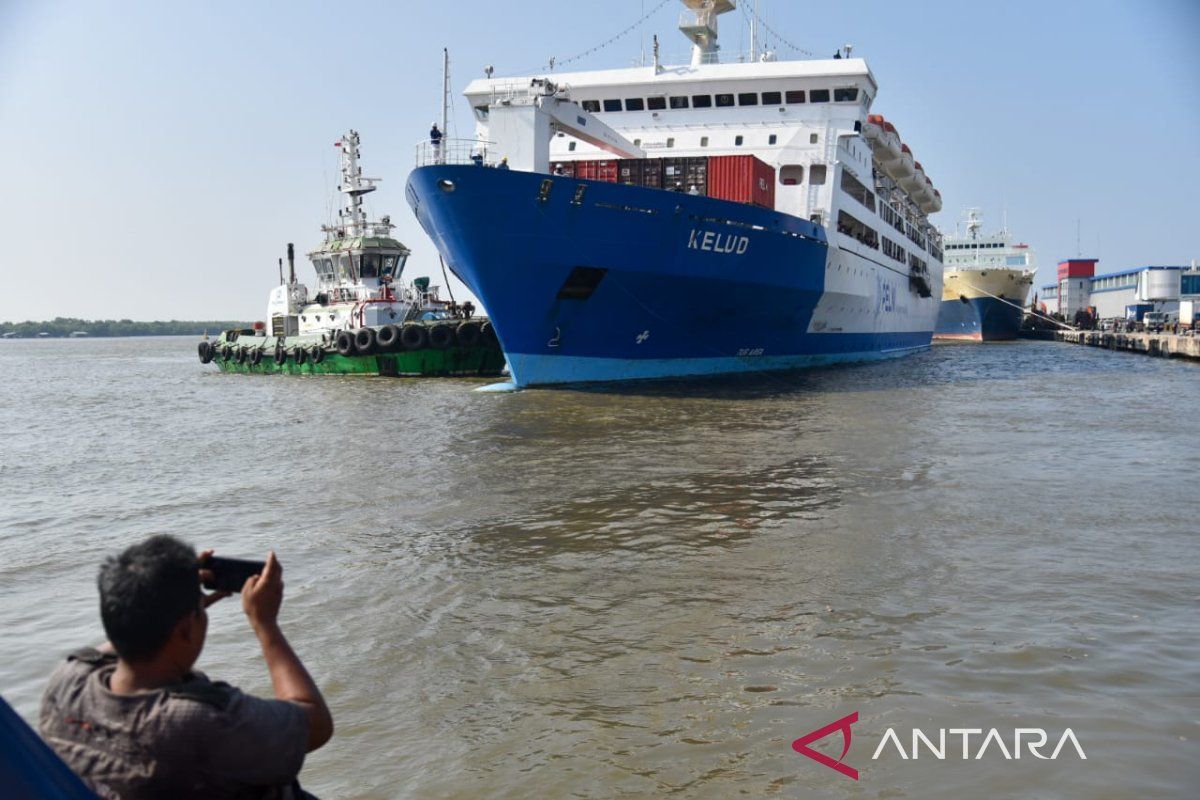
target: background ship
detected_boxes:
[935,208,1035,341]
[407,0,945,387]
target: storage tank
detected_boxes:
[1137,268,1181,301]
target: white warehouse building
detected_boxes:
[1037,260,1200,320]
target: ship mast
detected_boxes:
[332,130,378,237]
[442,48,451,164]
[679,0,736,66]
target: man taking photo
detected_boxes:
[39,535,333,798]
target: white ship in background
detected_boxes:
[935,209,1035,341]
[407,0,947,386]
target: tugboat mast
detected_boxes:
[332,131,378,236]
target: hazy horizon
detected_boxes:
[2,0,1197,322]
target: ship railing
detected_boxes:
[414,138,496,168]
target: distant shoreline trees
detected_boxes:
[0,318,251,338]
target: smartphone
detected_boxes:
[200,556,265,593]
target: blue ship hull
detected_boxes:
[934,296,1024,341]
[406,165,934,387]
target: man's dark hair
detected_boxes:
[99,535,200,661]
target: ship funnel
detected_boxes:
[287,243,295,285]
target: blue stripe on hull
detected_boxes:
[934,296,1023,341]
[508,336,930,386]
[407,165,934,387]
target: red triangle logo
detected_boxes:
[791,712,859,780]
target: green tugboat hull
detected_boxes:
[211,346,505,377]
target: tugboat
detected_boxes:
[198,130,505,377]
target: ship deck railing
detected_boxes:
[415,139,496,168]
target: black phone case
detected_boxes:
[202,556,265,593]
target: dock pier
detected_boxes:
[1054,329,1200,360]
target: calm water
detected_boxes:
[1,337,1197,799]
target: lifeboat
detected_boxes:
[862,114,902,163]
[929,188,943,213]
[883,142,915,181]
[915,178,936,212]
[898,155,925,193]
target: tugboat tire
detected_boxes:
[336,331,355,356]
[354,327,377,355]
[236,346,249,364]
[198,341,213,364]
[401,323,428,350]
[273,347,288,366]
[292,345,307,365]
[456,321,482,348]
[309,345,325,364]
[429,324,456,350]
[220,345,234,362]
[376,324,402,351]
[248,348,263,366]
[481,321,499,347]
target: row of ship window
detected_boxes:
[580,87,861,114]
[565,130,822,151]
[945,242,1005,250]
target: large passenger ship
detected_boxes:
[934,209,1035,341]
[406,0,945,387]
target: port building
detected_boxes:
[1037,260,1200,320]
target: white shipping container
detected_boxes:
[1181,299,1198,326]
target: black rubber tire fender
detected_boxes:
[220,345,234,362]
[335,330,355,356]
[236,346,249,364]
[309,345,326,364]
[292,345,307,365]
[248,348,263,366]
[429,324,455,350]
[273,347,288,365]
[400,323,428,350]
[198,341,213,364]
[354,327,377,355]
[481,321,500,347]
[376,324,402,351]
[456,321,481,348]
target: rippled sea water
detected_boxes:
[1,336,1197,799]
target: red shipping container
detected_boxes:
[707,155,776,209]
[575,160,618,183]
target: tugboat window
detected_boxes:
[647,97,667,110]
[581,100,600,112]
[625,98,645,111]
[692,94,713,108]
[603,99,622,112]
[360,253,381,279]
[834,87,859,102]
[715,93,735,107]
[669,96,689,109]
[336,254,352,282]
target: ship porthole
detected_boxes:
[438,179,456,193]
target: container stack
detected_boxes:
[553,155,776,210]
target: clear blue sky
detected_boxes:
[1,0,1197,321]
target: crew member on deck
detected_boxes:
[430,123,443,152]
